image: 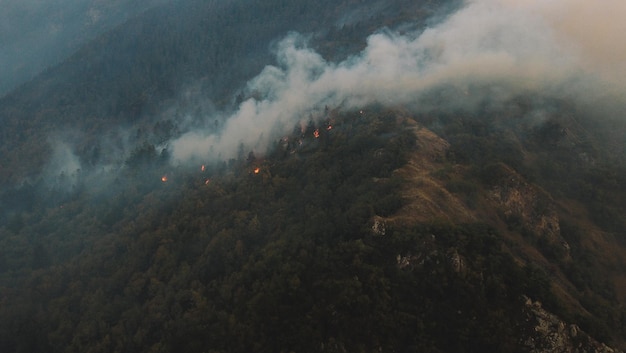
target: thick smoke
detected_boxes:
[171,0,626,162]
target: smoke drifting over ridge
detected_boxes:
[171,0,626,163]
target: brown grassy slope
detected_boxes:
[382,114,626,348]
[388,117,475,224]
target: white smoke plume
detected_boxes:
[44,141,82,188]
[171,0,626,163]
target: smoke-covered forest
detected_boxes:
[1,0,626,352]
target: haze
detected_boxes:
[0,0,168,96]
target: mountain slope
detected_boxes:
[1,107,624,352]
[0,0,625,352]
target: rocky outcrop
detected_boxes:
[522,297,622,353]
[490,164,561,240]
[448,249,466,274]
[371,217,387,236]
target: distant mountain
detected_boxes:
[0,0,170,96]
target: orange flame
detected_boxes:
[205,179,210,185]
[313,129,320,138]
[327,125,332,130]
[161,175,168,182]
[254,168,260,174]
[201,164,206,172]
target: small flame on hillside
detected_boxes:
[201,164,206,172]
[313,129,320,138]
[254,167,260,174]
[161,175,168,182]
[205,179,210,185]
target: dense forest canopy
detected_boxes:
[1,0,625,352]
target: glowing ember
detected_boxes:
[327,125,332,130]
[205,179,210,185]
[313,129,320,138]
[254,168,260,174]
[161,175,168,182]
[201,164,206,172]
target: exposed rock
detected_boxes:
[490,165,561,240]
[396,253,414,270]
[371,217,387,236]
[448,249,466,274]
[522,297,622,353]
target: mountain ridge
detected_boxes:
[0,0,625,351]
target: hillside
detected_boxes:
[1,105,624,352]
[1,0,626,352]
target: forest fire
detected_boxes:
[313,129,320,138]
[201,164,206,172]
[254,167,260,174]
[205,179,210,185]
[161,175,168,182]
[327,125,332,130]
